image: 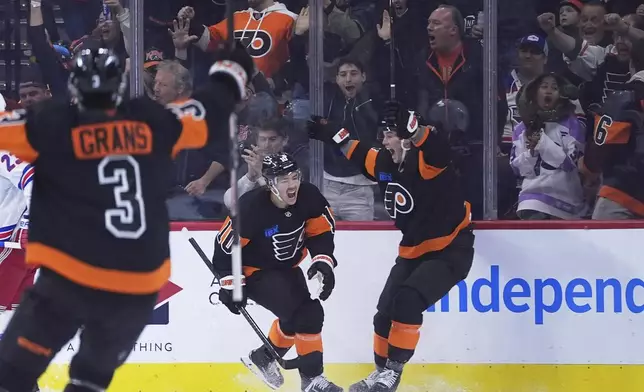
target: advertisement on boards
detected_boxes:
[6,226,644,391]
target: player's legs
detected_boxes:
[0,270,82,392]
[0,249,32,312]
[348,259,420,392]
[63,289,157,391]
[245,268,341,391]
[371,230,475,392]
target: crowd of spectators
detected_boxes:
[1,0,644,221]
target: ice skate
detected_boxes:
[302,374,343,392]
[241,347,284,390]
[348,368,382,392]
[368,360,403,392]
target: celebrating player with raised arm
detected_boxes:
[212,152,342,392]
[0,43,253,392]
[308,101,475,392]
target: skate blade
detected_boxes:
[240,355,281,390]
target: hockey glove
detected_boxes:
[384,100,419,140]
[17,216,28,249]
[307,116,351,147]
[218,274,247,315]
[209,41,255,102]
[307,255,336,301]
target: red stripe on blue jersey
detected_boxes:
[0,224,16,241]
[19,165,35,190]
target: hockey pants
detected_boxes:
[245,267,325,378]
[372,228,475,366]
[0,268,158,392]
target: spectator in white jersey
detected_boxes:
[511,73,586,220]
[503,35,549,149]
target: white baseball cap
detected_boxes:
[0,93,5,112]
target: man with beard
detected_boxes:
[322,59,381,221]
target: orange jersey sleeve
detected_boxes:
[0,110,39,162]
[167,99,209,158]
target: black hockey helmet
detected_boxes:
[262,152,299,178]
[68,47,127,109]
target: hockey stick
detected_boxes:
[224,0,244,303]
[388,0,396,100]
[181,228,300,370]
[0,241,21,249]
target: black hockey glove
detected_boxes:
[218,274,247,315]
[307,115,351,147]
[307,255,336,301]
[384,100,420,140]
[209,41,255,102]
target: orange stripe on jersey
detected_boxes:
[71,121,153,159]
[295,333,323,356]
[305,213,334,237]
[412,127,429,147]
[598,185,644,217]
[365,148,379,178]
[218,217,251,248]
[168,99,209,158]
[0,110,38,162]
[418,150,446,180]
[399,202,471,259]
[388,321,421,351]
[26,243,170,294]
[17,337,53,358]
[374,333,389,358]
[593,114,630,145]
[268,319,295,349]
[345,140,359,159]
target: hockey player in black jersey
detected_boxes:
[308,101,475,392]
[0,43,253,392]
[212,152,343,392]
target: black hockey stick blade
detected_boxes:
[182,228,301,370]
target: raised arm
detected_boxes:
[168,43,254,158]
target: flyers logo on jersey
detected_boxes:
[235,30,273,58]
[167,99,206,121]
[271,222,305,261]
[384,182,414,219]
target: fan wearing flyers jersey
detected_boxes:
[178,0,297,78]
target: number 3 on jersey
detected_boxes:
[98,156,146,239]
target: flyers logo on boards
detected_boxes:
[149,280,183,325]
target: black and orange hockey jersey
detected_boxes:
[344,127,471,260]
[199,3,296,78]
[582,74,644,216]
[212,183,336,278]
[0,87,235,295]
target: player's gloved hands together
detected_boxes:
[209,41,255,102]
[307,256,336,301]
[218,274,247,315]
[384,100,419,140]
[307,116,349,147]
